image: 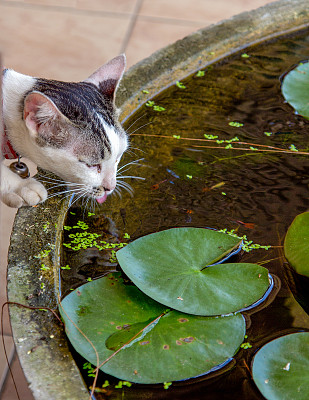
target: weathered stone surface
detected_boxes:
[7,1,309,398]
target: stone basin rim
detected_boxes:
[120,21,309,124]
[6,1,309,399]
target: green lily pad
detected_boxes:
[281,62,309,119]
[116,228,270,316]
[284,212,309,277]
[252,332,309,400]
[60,272,246,384]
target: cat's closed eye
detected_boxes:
[79,160,102,174]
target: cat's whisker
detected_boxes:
[113,186,122,200]
[46,189,79,200]
[69,190,89,208]
[116,181,134,197]
[125,113,146,133]
[37,173,66,183]
[126,146,145,157]
[117,158,145,173]
[128,121,152,136]
[37,174,85,188]
[81,196,91,219]
[38,182,77,191]
[117,179,133,189]
[117,175,145,180]
[45,186,86,201]
[92,198,97,214]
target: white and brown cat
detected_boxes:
[1,55,128,208]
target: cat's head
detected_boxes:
[8,55,128,204]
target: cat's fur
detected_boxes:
[1,55,128,208]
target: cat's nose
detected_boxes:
[102,178,116,192]
[103,185,115,193]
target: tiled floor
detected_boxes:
[0,0,274,398]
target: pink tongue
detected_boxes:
[96,193,108,204]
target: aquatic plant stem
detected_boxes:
[58,295,99,400]
[191,145,309,155]
[131,133,309,156]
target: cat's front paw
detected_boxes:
[2,178,47,208]
[20,178,48,206]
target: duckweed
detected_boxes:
[196,70,205,77]
[176,81,186,89]
[40,264,50,271]
[289,144,298,152]
[218,228,271,252]
[43,222,50,232]
[163,382,172,389]
[204,134,218,140]
[83,362,96,378]
[213,136,240,145]
[145,100,166,112]
[229,122,244,127]
[63,223,130,262]
[34,249,51,259]
[73,221,89,230]
[115,381,132,389]
[153,105,166,112]
[240,342,253,349]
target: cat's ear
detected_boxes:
[83,54,126,101]
[23,92,63,137]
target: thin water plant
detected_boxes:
[130,132,309,156]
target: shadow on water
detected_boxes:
[61,28,309,399]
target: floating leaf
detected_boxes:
[284,212,309,277]
[60,273,246,383]
[281,61,309,119]
[252,332,309,400]
[116,228,270,316]
[176,81,186,89]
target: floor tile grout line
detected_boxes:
[119,0,144,54]
[138,14,213,27]
[0,0,133,20]
[0,0,212,27]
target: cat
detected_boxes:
[1,55,128,208]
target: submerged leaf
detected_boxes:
[117,228,270,316]
[284,212,309,277]
[252,332,309,400]
[60,273,246,383]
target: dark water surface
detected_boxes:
[61,28,309,399]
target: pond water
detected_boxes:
[61,27,309,399]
